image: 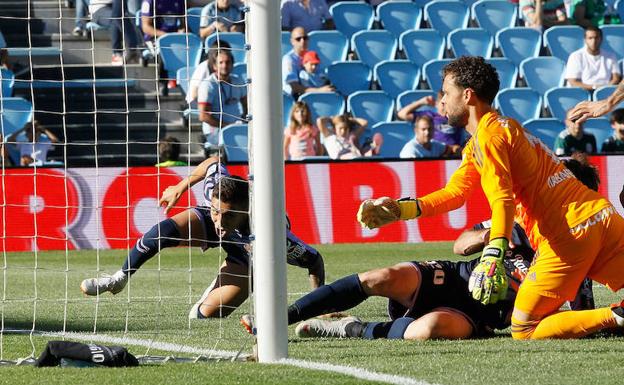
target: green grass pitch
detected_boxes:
[2,242,624,385]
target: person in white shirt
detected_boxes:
[7,120,59,166]
[565,26,621,92]
[399,115,449,159]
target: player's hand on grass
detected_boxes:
[159,185,183,214]
[468,238,509,305]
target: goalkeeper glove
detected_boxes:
[356,197,420,229]
[468,238,509,305]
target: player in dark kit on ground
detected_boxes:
[80,156,325,319]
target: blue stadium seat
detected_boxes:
[584,125,612,153]
[520,57,565,95]
[594,85,624,110]
[495,27,541,68]
[0,30,6,48]
[232,62,247,83]
[1,68,15,98]
[371,121,413,158]
[327,61,371,96]
[156,33,202,79]
[583,118,612,131]
[486,58,517,89]
[377,1,422,39]
[396,90,437,110]
[448,28,493,58]
[299,92,345,121]
[399,29,445,67]
[600,25,624,58]
[523,118,564,150]
[0,97,33,136]
[308,31,349,72]
[219,124,248,162]
[330,2,374,41]
[471,0,517,37]
[543,25,584,62]
[186,7,203,35]
[204,32,247,64]
[374,60,420,99]
[283,92,295,129]
[352,30,397,69]
[176,66,195,96]
[544,87,590,121]
[495,88,541,123]
[347,91,394,126]
[281,31,292,57]
[424,0,470,37]
[423,59,453,92]
[617,0,624,23]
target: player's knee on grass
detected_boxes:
[403,311,473,340]
[511,314,539,340]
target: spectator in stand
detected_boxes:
[281,0,334,32]
[0,134,13,168]
[566,0,620,27]
[520,0,568,30]
[397,91,463,155]
[399,115,450,159]
[282,27,333,97]
[72,0,89,36]
[317,114,382,160]
[554,110,598,155]
[198,48,247,156]
[187,41,232,105]
[284,101,322,160]
[199,0,243,39]
[7,120,59,166]
[156,136,188,167]
[298,50,332,90]
[565,26,621,92]
[89,0,139,65]
[141,0,185,94]
[601,108,624,153]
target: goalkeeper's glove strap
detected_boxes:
[397,198,421,220]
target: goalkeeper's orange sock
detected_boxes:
[511,307,616,339]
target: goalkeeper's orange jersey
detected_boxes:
[418,111,611,244]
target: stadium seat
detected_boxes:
[600,25,624,58]
[374,60,420,99]
[299,92,345,121]
[424,0,470,37]
[352,30,397,69]
[371,121,413,158]
[156,33,202,79]
[399,29,445,67]
[219,124,248,162]
[396,90,437,110]
[486,58,517,89]
[520,57,565,96]
[283,92,295,129]
[204,32,247,64]
[326,61,371,96]
[0,97,33,136]
[232,62,247,83]
[423,59,453,92]
[583,118,612,131]
[347,91,394,126]
[594,85,624,110]
[186,7,203,35]
[495,27,541,68]
[330,2,374,41]
[495,88,541,123]
[448,28,493,58]
[1,68,15,98]
[176,66,195,96]
[0,30,6,48]
[523,118,564,150]
[583,126,612,153]
[471,0,517,37]
[544,87,590,121]
[308,31,349,72]
[281,31,292,57]
[543,25,584,62]
[377,1,422,39]
[617,0,624,23]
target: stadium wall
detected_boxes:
[2,156,623,252]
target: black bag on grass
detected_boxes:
[35,341,139,367]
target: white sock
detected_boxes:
[612,308,624,327]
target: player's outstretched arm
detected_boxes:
[356,197,420,229]
[569,81,624,124]
[159,156,220,213]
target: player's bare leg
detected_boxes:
[358,262,421,307]
[194,260,249,318]
[403,309,473,340]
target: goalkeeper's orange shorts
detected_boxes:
[514,206,624,317]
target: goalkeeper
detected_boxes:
[80,156,325,319]
[357,56,624,340]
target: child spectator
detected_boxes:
[7,120,59,166]
[156,136,188,167]
[298,51,331,89]
[317,114,382,159]
[601,108,624,153]
[199,0,243,39]
[400,115,450,159]
[283,101,322,160]
[554,110,597,155]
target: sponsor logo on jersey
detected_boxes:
[547,168,574,188]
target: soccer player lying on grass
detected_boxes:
[80,156,325,319]
[240,160,597,340]
[358,56,624,340]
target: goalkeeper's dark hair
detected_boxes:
[442,56,499,105]
[214,175,249,211]
[563,155,600,191]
